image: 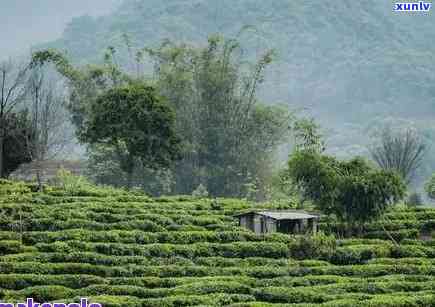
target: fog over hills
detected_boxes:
[0,0,120,59]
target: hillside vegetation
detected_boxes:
[42,0,435,186]
[0,179,434,306]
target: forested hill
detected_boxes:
[41,0,435,185]
[0,0,119,59]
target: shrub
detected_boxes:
[0,180,31,195]
[11,285,75,302]
[289,232,336,260]
[364,229,419,242]
[420,219,435,233]
[0,274,106,290]
[425,173,435,200]
[0,177,434,306]
[254,287,331,304]
[330,244,392,265]
[0,240,24,254]
[391,245,433,258]
[192,184,209,199]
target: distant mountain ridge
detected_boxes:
[0,0,120,59]
[43,1,435,115]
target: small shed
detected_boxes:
[235,210,319,235]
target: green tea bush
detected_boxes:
[0,274,106,290]
[391,245,434,258]
[364,229,419,241]
[254,287,332,303]
[10,285,75,302]
[0,180,31,195]
[0,179,434,306]
[0,241,24,255]
[330,244,393,265]
[289,232,337,260]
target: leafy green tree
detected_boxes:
[31,48,127,135]
[425,173,435,200]
[3,111,35,177]
[31,49,181,190]
[86,144,174,195]
[292,118,325,153]
[0,60,30,178]
[147,35,292,197]
[286,150,406,236]
[82,83,180,188]
[32,35,290,196]
[276,117,325,207]
[26,66,70,190]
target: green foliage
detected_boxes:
[0,180,31,195]
[148,35,291,197]
[425,173,435,200]
[293,118,325,153]
[86,144,174,196]
[0,179,433,306]
[289,232,337,260]
[285,150,406,232]
[191,184,209,199]
[82,83,180,186]
[32,0,435,196]
[33,47,182,191]
[48,169,138,198]
[2,111,35,177]
[51,169,93,193]
[32,37,291,197]
[31,49,102,134]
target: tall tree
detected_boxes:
[2,111,34,177]
[425,173,435,200]
[292,118,325,153]
[30,49,129,172]
[86,143,174,195]
[0,60,29,177]
[285,150,406,236]
[27,66,70,189]
[147,35,292,197]
[81,83,180,188]
[369,127,426,184]
[32,35,291,197]
[31,49,124,135]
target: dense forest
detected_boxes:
[1,0,435,201]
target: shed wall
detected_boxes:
[238,213,319,235]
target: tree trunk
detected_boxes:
[345,222,353,238]
[35,161,43,192]
[126,169,134,190]
[0,134,4,178]
[125,155,135,190]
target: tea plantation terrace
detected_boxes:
[0,180,434,306]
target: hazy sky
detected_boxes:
[0,0,120,60]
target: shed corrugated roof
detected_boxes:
[257,211,318,220]
[235,210,319,220]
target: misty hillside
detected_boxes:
[0,0,120,59]
[40,0,435,187]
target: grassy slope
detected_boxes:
[0,180,434,306]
